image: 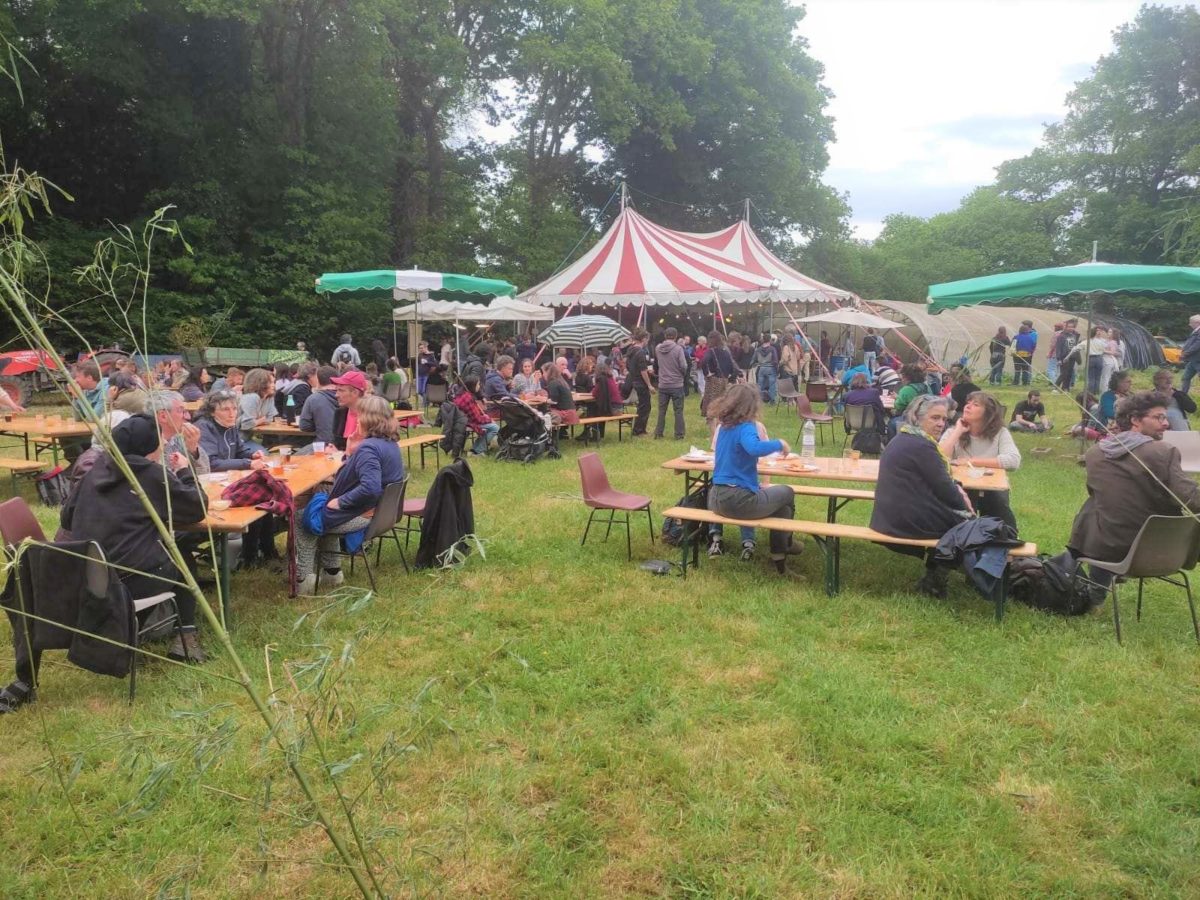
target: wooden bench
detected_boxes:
[0,456,47,496]
[788,484,876,523]
[662,505,1037,619]
[397,433,442,470]
[572,414,637,445]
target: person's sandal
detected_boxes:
[0,680,35,714]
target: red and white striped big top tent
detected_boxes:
[519,206,852,308]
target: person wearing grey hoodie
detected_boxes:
[653,327,688,440]
[1068,390,1200,582]
[298,365,340,445]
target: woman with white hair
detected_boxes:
[871,394,974,598]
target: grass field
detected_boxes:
[2,381,1199,898]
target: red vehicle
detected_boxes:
[0,347,130,407]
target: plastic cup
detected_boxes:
[312,441,326,454]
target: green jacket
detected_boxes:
[892,381,929,415]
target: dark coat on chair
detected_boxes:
[439,401,468,458]
[415,459,475,569]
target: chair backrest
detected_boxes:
[1124,515,1200,578]
[0,496,45,550]
[364,478,408,542]
[796,395,816,418]
[776,379,800,399]
[844,403,878,431]
[398,379,414,401]
[425,383,448,404]
[805,382,829,403]
[577,452,612,505]
[84,541,112,599]
[383,380,402,401]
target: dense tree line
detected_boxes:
[0,0,842,353]
[0,2,1196,352]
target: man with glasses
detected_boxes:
[145,390,210,475]
[1068,391,1200,589]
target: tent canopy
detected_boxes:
[927,263,1200,312]
[520,207,851,307]
[798,308,896,330]
[317,269,517,302]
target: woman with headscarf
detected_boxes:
[60,414,210,662]
[871,395,973,598]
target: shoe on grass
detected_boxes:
[740,540,756,562]
[320,569,345,588]
[708,538,724,558]
[167,627,208,664]
[0,680,34,714]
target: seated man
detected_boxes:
[298,365,340,446]
[1009,390,1053,433]
[1068,391,1200,591]
[483,354,518,406]
[453,376,500,456]
[70,360,109,421]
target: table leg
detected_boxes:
[216,534,231,629]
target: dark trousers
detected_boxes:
[124,561,196,627]
[1012,355,1032,385]
[968,489,1017,531]
[709,483,796,556]
[631,384,652,435]
[654,387,685,438]
[1057,357,1077,390]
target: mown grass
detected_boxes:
[2,381,1199,898]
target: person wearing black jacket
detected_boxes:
[870,394,973,598]
[60,415,210,662]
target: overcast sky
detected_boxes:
[797,0,1189,240]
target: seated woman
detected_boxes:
[452,376,500,455]
[61,415,209,662]
[1098,370,1132,429]
[178,366,210,403]
[588,363,623,439]
[510,358,543,395]
[237,367,277,451]
[107,371,149,415]
[1152,367,1195,431]
[541,361,579,427]
[842,372,886,435]
[870,394,973,598]
[573,355,596,394]
[296,395,405,595]
[196,390,281,569]
[889,363,930,436]
[938,391,1021,528]
[707,383,799,572]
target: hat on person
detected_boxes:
[331,370,369,393]
[113,414,161,457]
[341,333,352,343]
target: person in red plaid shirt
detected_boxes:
[453,376,500,456]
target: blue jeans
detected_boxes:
[756,366,777,403]
[989,358,1004,384]
[1046,356,1059,385]
[863,351,876,374]
[1183,359,1200,395]
[473,421,499,454]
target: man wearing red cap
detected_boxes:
[331,370,369,452]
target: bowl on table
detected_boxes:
[209,499,232,511]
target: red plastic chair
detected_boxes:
[796,395,835,445]
[577,452,654,560]
[0,496,45,550]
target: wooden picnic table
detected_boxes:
[0,415,92,464]
[255,409,429,441]
[181,452,343,624]
[662,454,1010,495]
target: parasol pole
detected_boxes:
[780,301,835,383]
[854,294,947,373]
[532,298,580,368]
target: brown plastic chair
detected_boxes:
[1074,515,1200,644]
[805,381,830,406]
[332,478,410,589]
[0,496,45,549]
[399,496,426,549]
[795,395,835,445]
[577,452,653,560]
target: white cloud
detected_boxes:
[797,0,1193,240]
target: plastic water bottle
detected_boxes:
[801,420,816,459]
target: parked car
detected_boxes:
[1155,335,1182,366]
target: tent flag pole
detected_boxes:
[713,293,729,337]
[780,301,835,383]
[855,294,947,373]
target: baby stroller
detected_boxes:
[494,397,560,463]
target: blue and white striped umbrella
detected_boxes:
[537,315,630,349]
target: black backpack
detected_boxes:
[1008,551,1099,616]
[338,349,353,364]
[661,484,710,547]
[850,428,883,456]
